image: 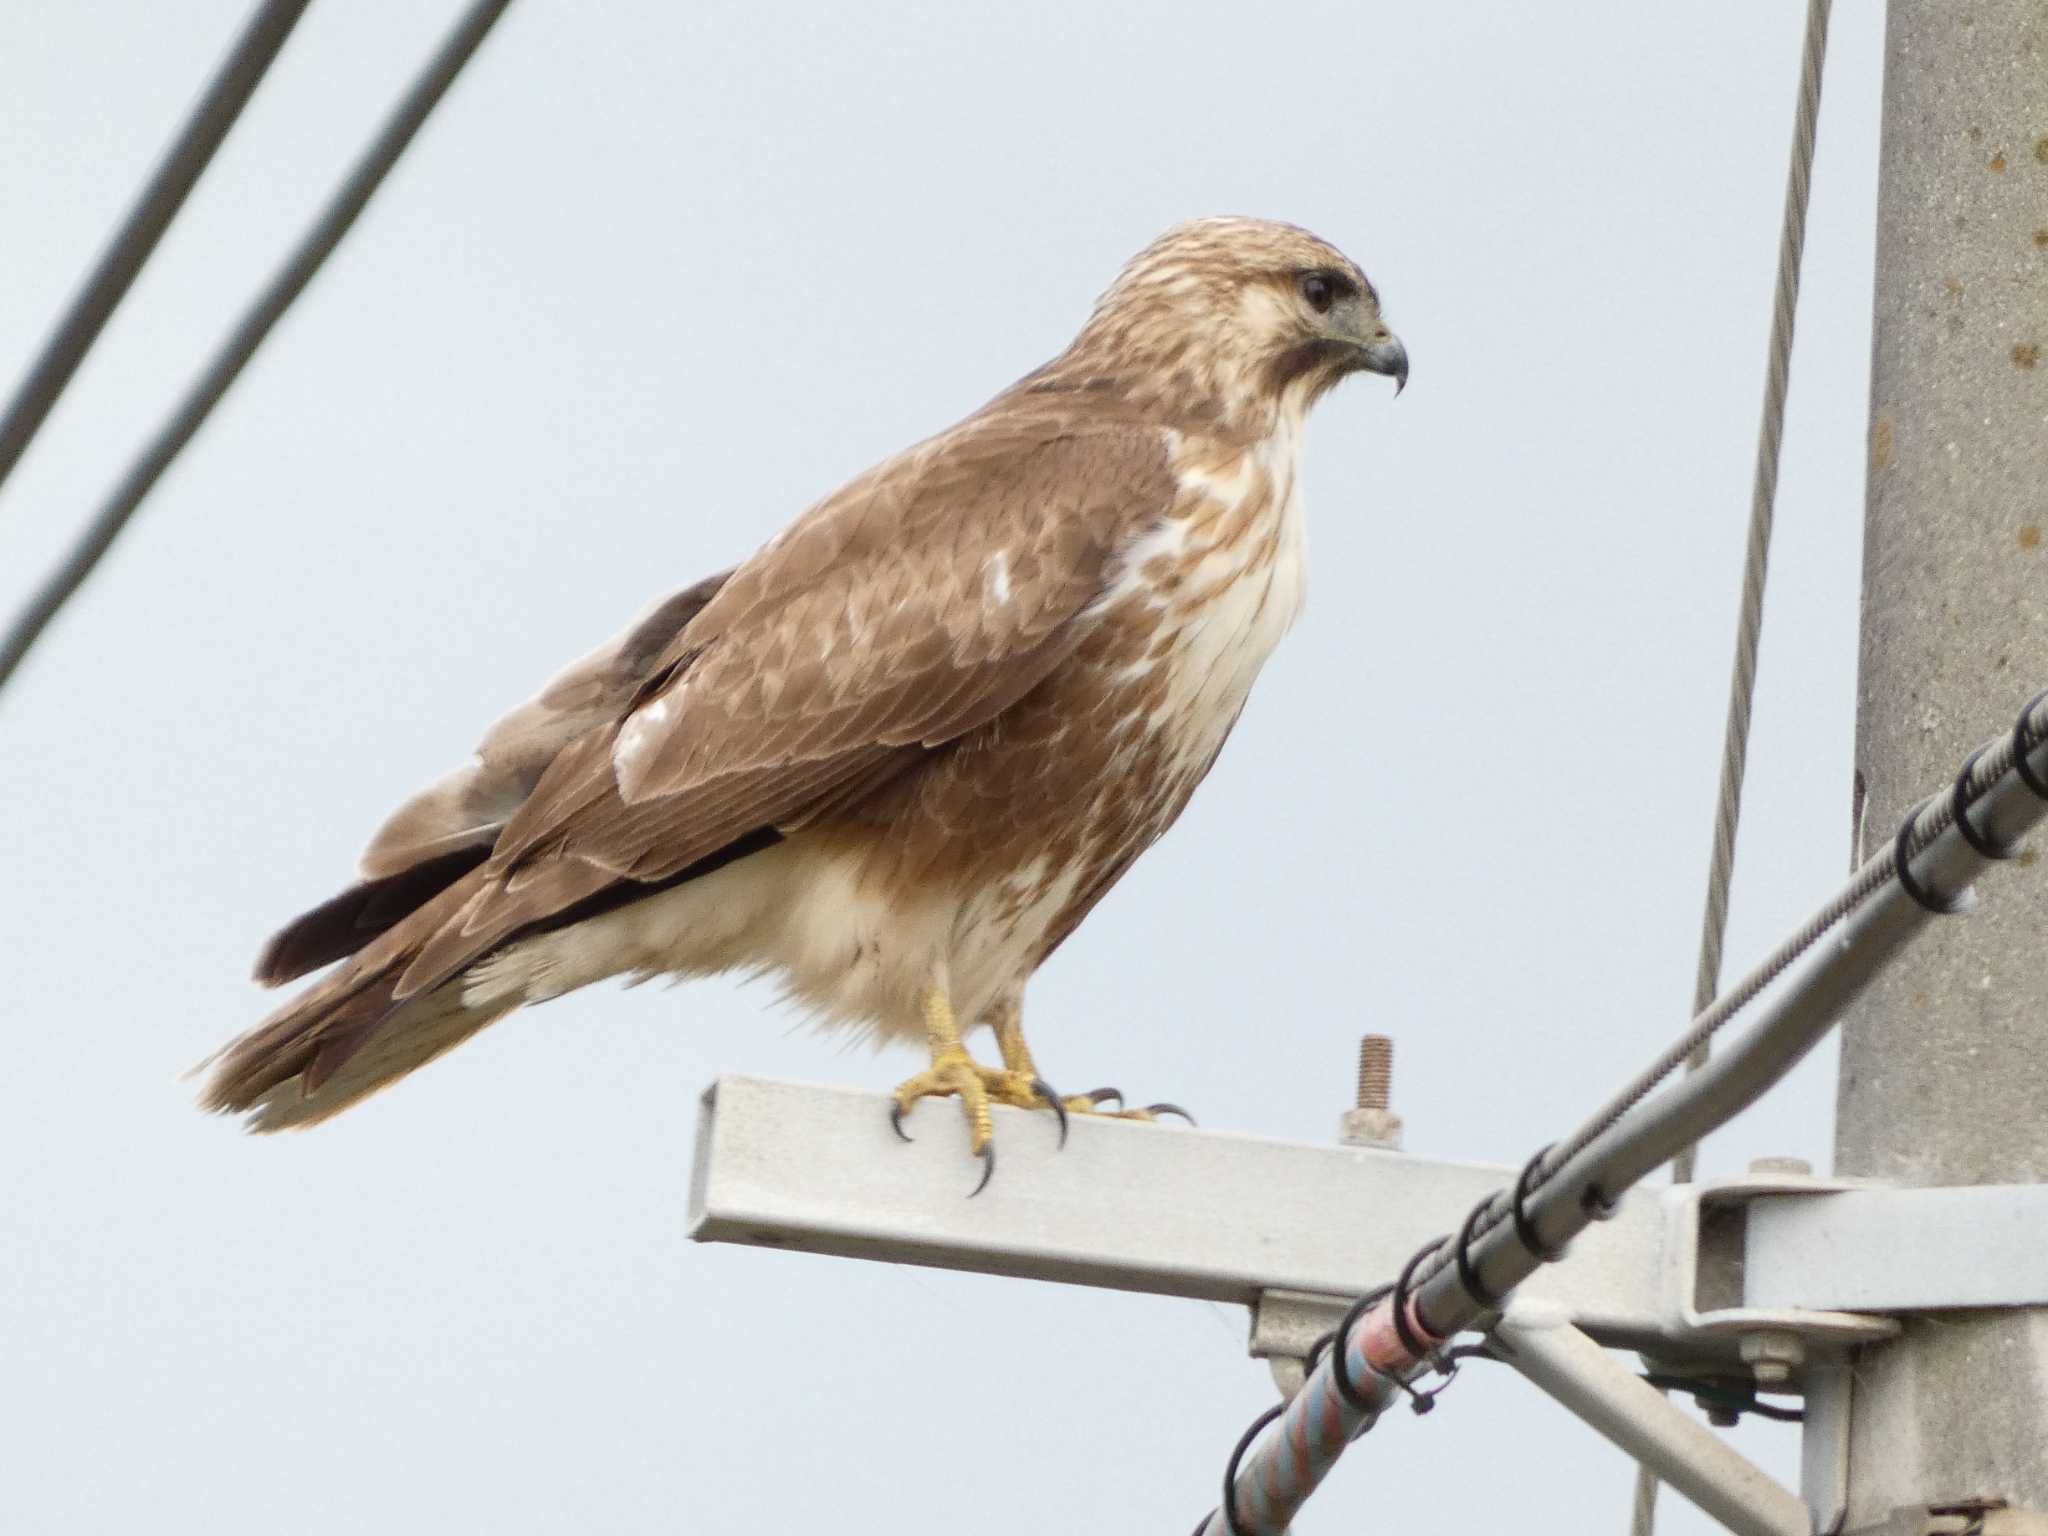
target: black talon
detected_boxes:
[1145,1102,1196,1126]
[890,1102,913,1143]
[1030,1078,1070,1148]
[1084,1086,1124,1109]
[968,1143,996,1198]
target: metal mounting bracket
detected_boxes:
[1839,1500,2048,1536]
[691,1078,2048,1534]
[1253,1172,1908,1399]
[1495,1302,1809,1536]
[690,1077,2045,1396]
[1249,1289,1359,1399]
[1742,1183,2048,1313]
[1660,1171,1900,1387]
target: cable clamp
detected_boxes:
[1893,798,1975,915]
[1512,1144,1571,1262]
[1951,746,2027,860]
[2013,687,2048,801]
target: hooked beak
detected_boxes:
[1356,331,1409,396]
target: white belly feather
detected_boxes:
[1114,423,1308,776]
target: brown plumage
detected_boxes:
[200,217,1406,1136]
[250,571,733,989]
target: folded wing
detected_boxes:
[252,571,732,985]
[209,413,1174,1126]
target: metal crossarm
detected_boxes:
[1191,698,2048,1535]
[689,694,2048,1535]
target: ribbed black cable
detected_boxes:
[1201,691,2048,1535]
[1417,694,2048,1304]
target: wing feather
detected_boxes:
[358,570,732,880]
[248,572,734,988]
[488,419,1172,894]
[215,403,1181,1111]
[310,412,1173,1019]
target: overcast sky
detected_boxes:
[0,4,1889,1532]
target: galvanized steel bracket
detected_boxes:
[690,1077,2043,1397]
[1662,1171,1901,1380]
[1250,1172,1910,1400]
[1839,1499,2048,1536]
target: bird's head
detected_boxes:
[1057,217,1406,436]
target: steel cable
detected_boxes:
[0,0,517,696]
[1198,690,2048,1535]
[1411,691,2048,1305]
[0,0,312,499]
[1644,3,1832,1525]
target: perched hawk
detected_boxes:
[201,217,1406,1183]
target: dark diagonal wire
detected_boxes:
[0,0,516,697]
[0,0,313,499]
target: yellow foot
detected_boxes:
[889,1049,1004,1195]
[983,1071,1197,1136]
[887,1060,1078,1193]
[889,1056,1194,1196]
[1060,1087,1197,1126]
[974,1065,1102,1150]
[963,1067,1194,1144]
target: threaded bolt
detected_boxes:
[1340,1034,1402,1150]
[1357,1035,1393,1110]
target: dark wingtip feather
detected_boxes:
[253,846,492,986]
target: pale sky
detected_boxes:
[1,4,1886,1531]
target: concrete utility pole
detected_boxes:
[1838,2,2048,1521]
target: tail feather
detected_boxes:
[252,845,492,987]
[203,866,506,1130]
[210,566,753,1127]
[240,989,514,1132]
[201,959,515,1132]
[210,810,779,1130]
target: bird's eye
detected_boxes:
[1299,270,1359,315]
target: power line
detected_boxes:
[1638,1,1831,1529]
[1670,0,1832,1196]
[0,0,312,499]
[1401,693,2047,1413]
[1196,691,2048,1535]
[0,0,516,697]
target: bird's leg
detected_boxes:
[888,982,1190,1189]
[986,995,1194,1131]
[976,995,1071,1143]
[985,996,1064,1104]
[889,978,1001,1192]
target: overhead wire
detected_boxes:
[0,0,517,697]
[1641,4,1831,1527]
[1672,0,1832,1179]
[1447,693,2047,1271]
[1194,687,2048,1534]
[0,0,313,499]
